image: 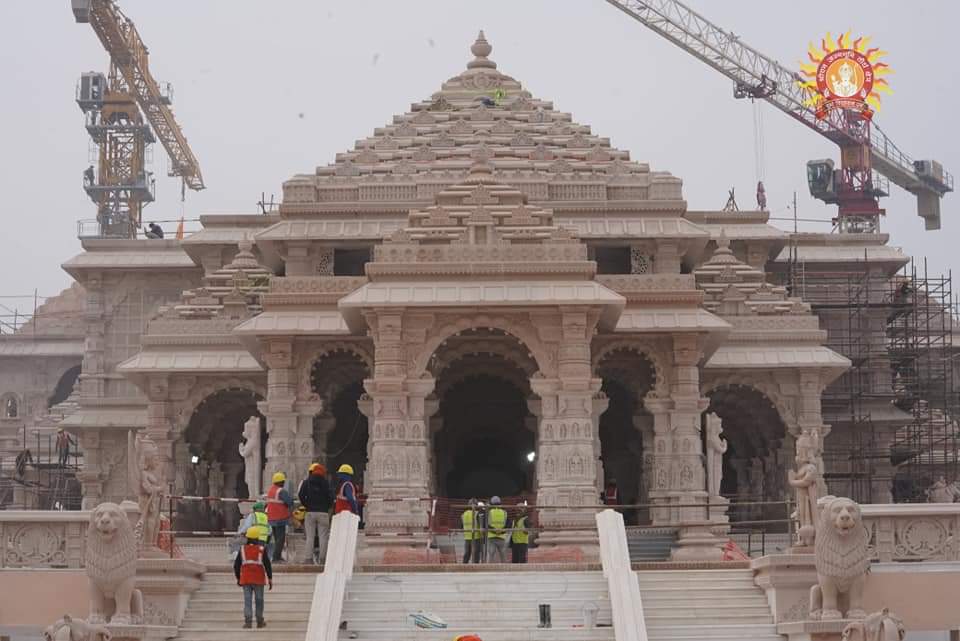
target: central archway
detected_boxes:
[429,328,538,501]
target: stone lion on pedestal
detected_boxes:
[809,496,871,621]
[84,502,143,625]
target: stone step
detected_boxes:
[335,627,616,641]
[644,614,773,625]
[645,624,779,637]
[173,629,306,641]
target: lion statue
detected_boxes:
[842,608,906,641]
[84,502,143,625]
[809,496,871,620]
[43,615,111,641]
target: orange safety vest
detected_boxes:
[239,543,267,585]
[335,479,356,514]
[266,484,291,522]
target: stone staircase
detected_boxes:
[636,568,780,641]
[338,570,615,640]
[626,528,677,562]
[172,570,317,641]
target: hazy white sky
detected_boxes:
[1,1,957,315]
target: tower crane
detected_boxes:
[605,0,953,233]
[72,0,204,238]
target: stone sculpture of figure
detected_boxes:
[925,476,959,503]
[84,502,143,625]
[43,615,112,641]
[239,416,262,498]
[788,451,820,547]
[809,496,871,621]
[128,432,164,552]
[704,413,727,498]
[842,608,906,641]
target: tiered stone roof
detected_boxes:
[281,32,683,215]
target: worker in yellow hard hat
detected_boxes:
[265,471,293,563]
[334,464,359,515]
[233,524,273,629]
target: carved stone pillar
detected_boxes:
[312,413,336,464]
[363,376,436,532]
[77,430,104,509]
[258,339,304,493]
[145,375,176,496]
[81,274,106,399]
[633,413,654,524]
[797,372,830,496]
[643,397,674,525]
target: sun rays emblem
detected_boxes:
[799,32,892,120]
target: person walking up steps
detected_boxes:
[266,471,293,562]
[298,463,333,564]
[233,525,273,629]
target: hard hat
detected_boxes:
[490,495,501,505]
[252,501,266,511]
[271,471,286,484]
[312,463,327,476]
[308,463,320,473]
[338,464,354,475]
[245,525,266,540]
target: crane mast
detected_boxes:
[72,0,204,238]
[605,0,953,232]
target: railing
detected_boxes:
[76,217,202,240]
[0,510,89,568]
[862,503,960,562]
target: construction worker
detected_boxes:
[603,479,620,506]
[334,464,359,515]
[461,498,481,564]
[55,428,76,467]
[298,462,333,564]
[236,501,271,558]
[511,503,530,564]
[486,496,508,563]
[266,472,293,563]
[233,525,273,629]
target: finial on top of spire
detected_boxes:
[468,30,496,70]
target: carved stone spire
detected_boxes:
[467,30,496,70]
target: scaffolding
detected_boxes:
[886,260,959,500]
[789,252,959,503]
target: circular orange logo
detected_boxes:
[815,49,874,114]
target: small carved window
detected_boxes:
[630,248,652,274]
[316,249,334,276]
[334,248,371,276]
[594,246,631,274]
[2,394,19,418]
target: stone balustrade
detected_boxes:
[861,503,960,562]
[0,509,88,568]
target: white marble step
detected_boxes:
[336,627,616,641]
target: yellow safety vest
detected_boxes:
[488,507,508,539]
[461,509,476,541]
[253,511,270,542]
[511,515,529,545]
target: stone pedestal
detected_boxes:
[752,553,818,623]
[136,558,206,629]
[777,619,853,641]
[671,521,724,561]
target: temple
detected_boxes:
[4,32,948,554]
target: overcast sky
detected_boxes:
[1,1,957,317]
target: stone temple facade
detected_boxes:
[3,34,864,549]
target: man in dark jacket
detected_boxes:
[298,462,333,564]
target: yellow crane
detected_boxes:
[72,0,204,238]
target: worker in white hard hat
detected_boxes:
[486,495,509,563]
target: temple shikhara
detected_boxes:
[2,30,959,641]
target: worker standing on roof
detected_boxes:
[266,472,293,563]
[334,464,359,515]
[486,496,508,563]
